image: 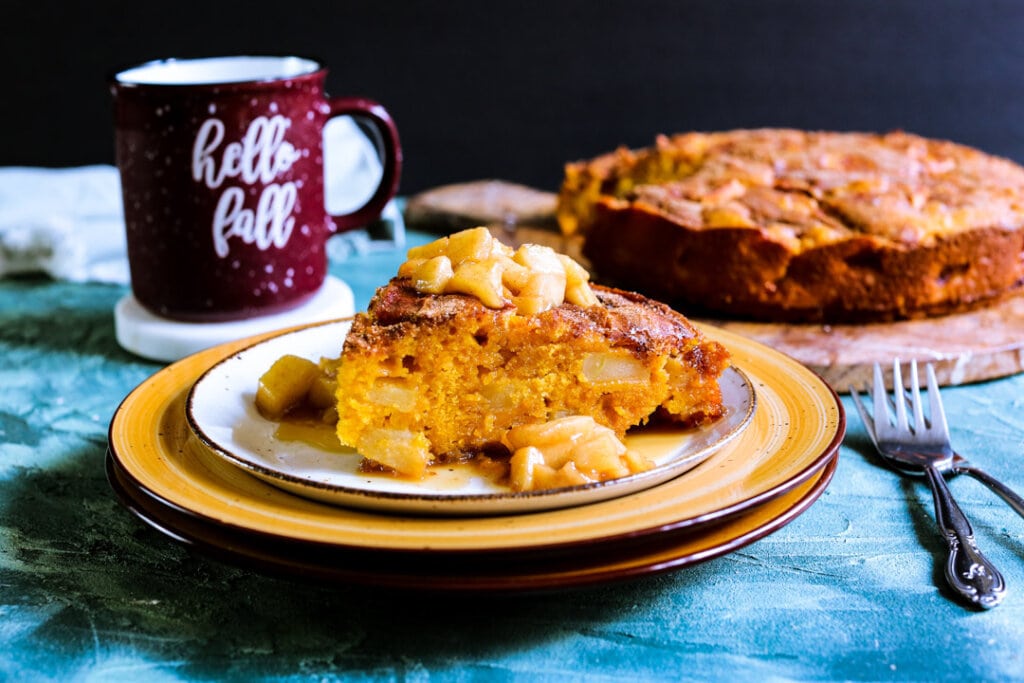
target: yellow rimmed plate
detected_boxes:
[106,449,837,592]
[107,320,844,556]
[185,320,756,514]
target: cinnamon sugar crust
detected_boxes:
[356,279,710,361]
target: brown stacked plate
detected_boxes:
[107,321,844,592]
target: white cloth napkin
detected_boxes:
[0,165,128,283]
[0,117,403,284]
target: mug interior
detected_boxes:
[115,56,320,85]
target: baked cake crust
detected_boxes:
[558,129,1024,322]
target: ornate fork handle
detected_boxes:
[924,465,1006,609]
[952,456,1024,520]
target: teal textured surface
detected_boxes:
[3,234,1024,682]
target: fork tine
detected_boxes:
[849,383,878,446]
[926,363,951,440]
[892,384,929,429]
[871,362,890,436]
[892,359,909,434]
[909,360,926,435]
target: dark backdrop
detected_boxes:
[5,0,1024,194]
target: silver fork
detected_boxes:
[859,363,1024,519]
[850,360,1006,609]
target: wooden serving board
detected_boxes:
[405,180,1024,392]
[405,180,559,233]
[703,293,1024,392]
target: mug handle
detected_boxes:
[324,96,402,233]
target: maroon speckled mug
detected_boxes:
[111,56,401,321]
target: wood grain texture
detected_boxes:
[704,293,1024,391]
[404,180,559,233]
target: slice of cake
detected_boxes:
[332,227,730,484]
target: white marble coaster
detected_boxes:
[114,275,355,363]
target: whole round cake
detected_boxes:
[557,129,1024,322]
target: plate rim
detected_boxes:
[106,448,838,592]
[183,319,757,513]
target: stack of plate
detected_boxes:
[107,321,844,592]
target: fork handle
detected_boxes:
[952,458,1024,520]
[924,465,1006,609]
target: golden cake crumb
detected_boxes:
[333,229,729,481]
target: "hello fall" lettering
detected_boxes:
[191,116,304,258]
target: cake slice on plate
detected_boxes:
[332,227,730,487]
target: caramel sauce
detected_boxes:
[272,410,513,487]
[274,419,348,453]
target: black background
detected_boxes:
[5,0,1024,194]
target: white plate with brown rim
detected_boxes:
[184,320,756,515]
